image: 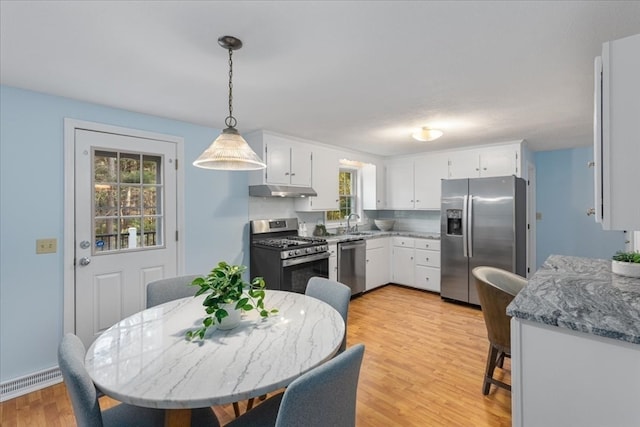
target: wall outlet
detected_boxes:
[36,238,57,254]
[536,212,542,220]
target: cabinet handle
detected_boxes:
[416,199,420,203]
[425,277,429,281]
[426,257,429,261]
[483,167,487,171]
[285,172,290,176]
[290,172,296,176]
[587,161,595,168]
[586,208,596,216]
[366,259,370,263]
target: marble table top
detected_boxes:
[507,254,640,344]
[85,290,345,409]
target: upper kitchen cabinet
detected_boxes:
[448,143,523,179]
[245,130,312,187]
[295,147,339,211]
[362,163,386,210]
[593,34,640,231]
[385,153,448,210]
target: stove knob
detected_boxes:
[306,247,313,254]
[288,251,295,257]
[295,249,302,256]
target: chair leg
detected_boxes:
[232,401,240,417]
[246,397,255,412]
[483,344,500,395]
[496,350,505,369]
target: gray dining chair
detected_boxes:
[472,266,527,395]
[227,343,365,427]
[305,276,351,353]
[146,274,201,308]
[58,333,219,427]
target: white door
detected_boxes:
[74,129,178,347]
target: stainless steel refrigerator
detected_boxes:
[440,176,526,305]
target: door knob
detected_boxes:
[79,257,91,266]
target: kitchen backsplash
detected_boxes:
[367,210,441,233]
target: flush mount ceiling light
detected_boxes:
[412,127,444,142]
[193,36,266,171]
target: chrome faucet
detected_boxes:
[346,213,360,233]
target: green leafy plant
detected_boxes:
[612,251,640,264]
[186,261,278,340]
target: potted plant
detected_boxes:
[611,251,640,278]
[186,261,278,340]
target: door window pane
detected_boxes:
[93,150,164,253]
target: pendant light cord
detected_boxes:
[225,48,237,129]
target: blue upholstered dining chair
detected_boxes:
[227,344,365,427]
[305,276,351,353]
[57,333,219,427]
[146,274,201,308]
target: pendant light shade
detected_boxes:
[193,36,266,171]
[193,128,266,170]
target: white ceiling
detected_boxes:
[2,1,640,156]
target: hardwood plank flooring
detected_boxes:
[0,285,511,426]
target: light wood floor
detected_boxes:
[0,285,511,426]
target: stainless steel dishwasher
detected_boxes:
[337,239,366,295]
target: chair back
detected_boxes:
[275,344,365,427]
[306,277,351,353]
[58,333,104,427]
[472,266,527,351]
[146,274,201,308]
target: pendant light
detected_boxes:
[193,36,266,171]
[412,127,444,142]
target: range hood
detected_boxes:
[249,184,317,198]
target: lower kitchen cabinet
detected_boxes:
[328,243,338,281]
[391,237,415,286]
[365,237,390,291]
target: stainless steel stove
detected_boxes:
[250,218,329,293]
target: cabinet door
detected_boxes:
[362,163,378,210]
[479,147,517,177]
[265,142,291,185]
[414,153,448,209]
[297,148,339,211]
[366,238,390,290]
[386,162,415,209]
[392,246,414,286]
[290,146,312,186]
[448,150,480,179]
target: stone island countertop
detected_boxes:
[507,254,640,345]
[323,230,440,244]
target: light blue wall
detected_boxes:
[535,147,625,269]
[0,85,250,382]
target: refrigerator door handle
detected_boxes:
[462,194,468,258]
[467,194,473,258]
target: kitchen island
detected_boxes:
[507,254,640,427]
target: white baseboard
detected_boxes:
[0,367,62,402]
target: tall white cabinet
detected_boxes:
[593,33,640,230]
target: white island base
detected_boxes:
[511,318,640,427]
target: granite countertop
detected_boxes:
[507,254,640,344]
[323,230,440,243]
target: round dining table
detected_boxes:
[85,290,345,426]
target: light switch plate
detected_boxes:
[36,238,57,254]
[536,212,542,220]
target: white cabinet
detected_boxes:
[296,148,339,211]
[328,243,338,281]
[365,237,390,290]
[386,162,415,209]
[386,154,448,210]
[593,34,640,230]
[391,237,441,292]
[245,130,312,187]
[414,239,441,292]
[414,153,449,209]
[362,163,386,210]
[448,144,521,179]
[391,237,415,286]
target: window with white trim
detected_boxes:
[326,168,359,222]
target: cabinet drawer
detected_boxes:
[392,237,414,248]
[415,249,440,268]
[415,239,440,251]
[366,237,387,250]
[414,265,441,293]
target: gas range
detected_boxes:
[250,218,330,293]
[250,219,329,259]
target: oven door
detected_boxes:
[281,252,329,293]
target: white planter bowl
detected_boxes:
[611,260,640,278]
[374,219,395,231]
